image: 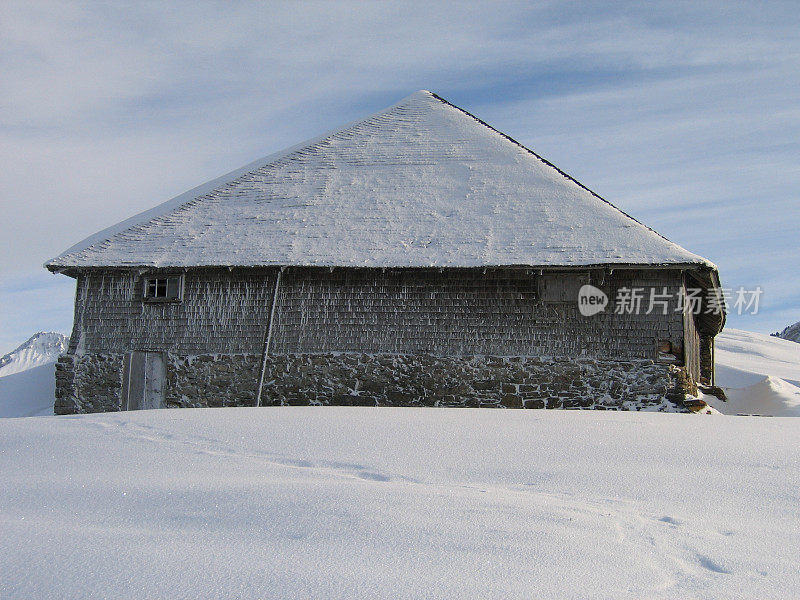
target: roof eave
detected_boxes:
[43,260,717,273]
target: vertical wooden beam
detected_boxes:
[711,337,715,386]
[255,268,283,407]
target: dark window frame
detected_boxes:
[142,274,184,303]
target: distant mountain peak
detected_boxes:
[0,332,69,377]
[773,321,800,344]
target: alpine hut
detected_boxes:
[46,91,724,413]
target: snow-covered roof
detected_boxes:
[46,90,715,271]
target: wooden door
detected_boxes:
[122,351,165,410]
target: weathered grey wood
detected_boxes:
[122,351,164,410]
[142,352,164,410]
[127,352,145,410]
[68,267,687,360]
[256,268,282,407]
[120,352,132,410]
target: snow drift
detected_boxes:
[713,375,800,417]
[708,328,800,416]
[0,363,57,418]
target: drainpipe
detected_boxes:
[255,268,283,407]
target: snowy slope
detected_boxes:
[0,332,66,418]
[47,91,712,270]
[0,332,68,378]
[0,407,797,599]
[710,328,800,416]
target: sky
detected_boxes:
[1,1,799,354]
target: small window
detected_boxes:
[143,275,183,302]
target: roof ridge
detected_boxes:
[427,92,675,246]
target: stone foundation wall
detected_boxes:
[56,351,694,414]
[55,353,124,414]
[165,354,261,408]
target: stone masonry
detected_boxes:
[56,351,694,414]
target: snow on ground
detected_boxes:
[711,328,800,416]
[1,407,798,599]
[710,375,800,417]
[0,329,798,596]
[0,363,55,418]
[716,329,800,387]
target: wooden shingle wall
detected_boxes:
[70,268,279,355]
[70,267,685,361]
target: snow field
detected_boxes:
[0,407,798,599]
